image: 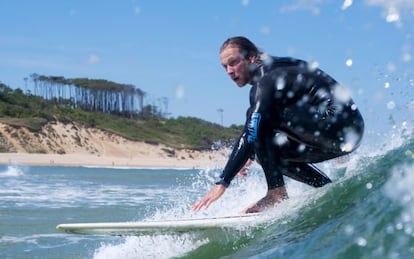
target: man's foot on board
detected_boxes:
[243,186,288,214]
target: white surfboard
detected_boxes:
[56,213,268,236]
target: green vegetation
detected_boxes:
[0,82,242,150]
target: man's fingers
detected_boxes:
[192,200,202,211]
[192,198,210,211]
[192,199,204,211]
[192,185,226,211]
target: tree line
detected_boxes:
[23,74,166,118]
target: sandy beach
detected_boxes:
[0,122,229,169]
[0,151,228,169]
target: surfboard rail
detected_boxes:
[57,213,269,236]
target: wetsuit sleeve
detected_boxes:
[216,81,272,187]
[216,131,255,187]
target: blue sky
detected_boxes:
[0,0,413,140]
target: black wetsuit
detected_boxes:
[217,57,364,189]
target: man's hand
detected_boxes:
[192,184,226,211]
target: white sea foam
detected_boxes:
[93,234,208,259]
[82,165,195,170]
[91,162,335,258]
[0,174,163,208]
[0,165,25,177]
[384,163,414,233]
[0,233,86,248]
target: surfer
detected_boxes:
[192,36,364,213]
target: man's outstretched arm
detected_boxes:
[192,184,226,211]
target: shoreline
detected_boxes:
[0,152,228,169]
[0,122,230,169]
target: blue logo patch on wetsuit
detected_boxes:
[247,112,261,143]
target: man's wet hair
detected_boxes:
[220,36,260,59]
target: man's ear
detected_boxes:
[249,55,257,64]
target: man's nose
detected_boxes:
[226,66,234,75]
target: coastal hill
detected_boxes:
[0,80,241,167]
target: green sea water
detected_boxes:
[1,137,414,258]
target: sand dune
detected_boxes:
[0,122,228,169]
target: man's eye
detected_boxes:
[228,58,239,67]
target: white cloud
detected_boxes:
[175,84,185,99]
[131,1,141,15]
[365,0,414,24]
[87,54,100,64]
[279,0,330,15]
[279,0,414,23]
[260,25,271,35]
[133,5,140,15]
[241,0,249,7]
[342,0,353,10]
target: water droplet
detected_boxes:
[297,144,306,152]
[386,101,396,110]
[341,0,353,10]
[356,237,367,247]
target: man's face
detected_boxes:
[220,46,252,87]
